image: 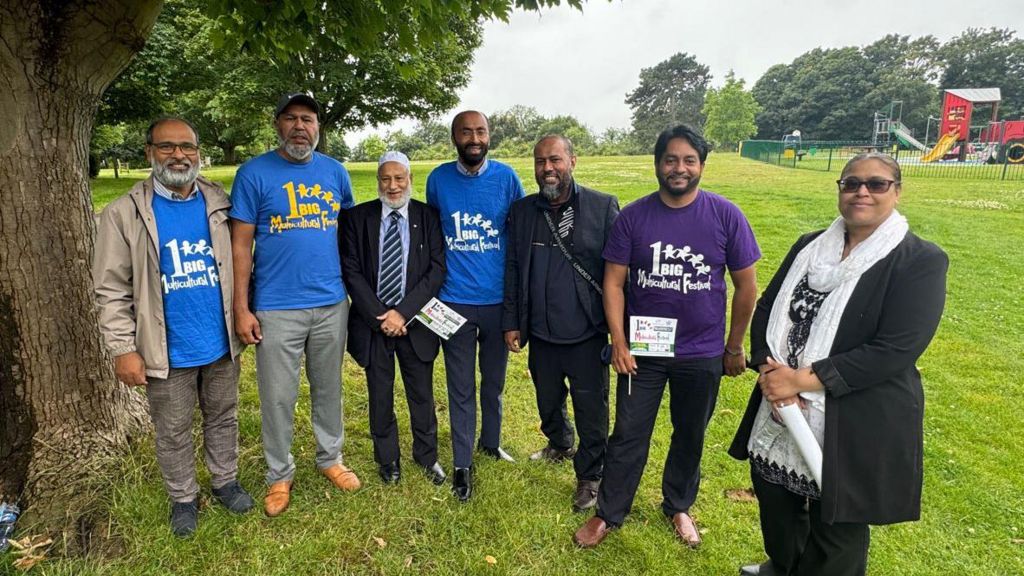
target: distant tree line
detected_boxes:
[93,13,1024,170]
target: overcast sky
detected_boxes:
[345,0,1023,145]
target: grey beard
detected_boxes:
[540,183,562,201]
[381,185,413,210]
[151,158,199,190]
[280,134,319,161]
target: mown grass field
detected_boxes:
[19,154,1023,575]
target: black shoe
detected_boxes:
[378,461,401,485]
[170,499,199,537]
[452,467,472,502]
[530,445,577,462]
[740,561,775,575]
[212,480,254,514]
[477,445,515,462]
[422,461,447,485]
[572,479,600,512]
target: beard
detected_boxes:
[540,183,562,201]
[538,170,571,201]
[380,184,413,210]
[456,142,488,167]
[658,172,701,197]
[151,156,199,190]
[279,131,320,161]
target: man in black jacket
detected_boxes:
[503,135,620,511]
[341,151,447,486]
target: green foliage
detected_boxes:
[77,155,1024,575]
[625,52,712,149]
[702,71,761,151]
[350,134,388,162]
[939,28,1024,121]
[751,29,1024,142]
[323,131,351,162]
[202,1,583,61]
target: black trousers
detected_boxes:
[752,469,870,576]
[527,334,609,480]
[596,355,722,526]
[366,331,438,467]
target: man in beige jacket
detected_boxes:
[93,117,252,537]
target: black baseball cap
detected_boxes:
[275,92,320,118]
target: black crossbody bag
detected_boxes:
[541,209,613,365]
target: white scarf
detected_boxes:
[765,210,909,410]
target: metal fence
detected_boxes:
[739,139,1024,181]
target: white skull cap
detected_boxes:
[378,151,410,169]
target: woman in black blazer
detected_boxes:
[730,153,948,576]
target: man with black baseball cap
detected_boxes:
[230,92,360,517]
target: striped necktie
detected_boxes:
[378,211,404,306]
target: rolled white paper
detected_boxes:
[777,402,823,487]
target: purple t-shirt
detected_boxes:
[603,190,760,358]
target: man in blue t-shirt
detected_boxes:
[574,125,761,549]
[94,117,252,537]
[230,93,359,517]
[426,110,526,501]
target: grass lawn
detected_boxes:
[25,154,1023,575]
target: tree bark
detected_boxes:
[0,0,162,555]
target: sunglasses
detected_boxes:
[836,178,898,194]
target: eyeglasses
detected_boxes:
[836,178,898,194]
[151,142,200,155]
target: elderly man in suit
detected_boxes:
[503,134,620,511]
[341,151,447,485]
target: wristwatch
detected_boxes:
[725,346,744,356]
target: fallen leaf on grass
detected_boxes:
[725,488,758,502]
[485,555,497,565]
[372,536,387,548]
[10,536,52,572]
[404,556,413,568]
[1010,538,1024,545]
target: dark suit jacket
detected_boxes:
[729,230,948,526]
[340,198,446,367]
[502,183,619,346]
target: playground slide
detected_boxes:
[891,124,927,151]
[921,132,959,163]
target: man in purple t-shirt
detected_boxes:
[574,125,760,549]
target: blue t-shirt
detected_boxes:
[152,193,230,368]
[229,151,355,311]
[426,161,525,304]
[602,190,761,358]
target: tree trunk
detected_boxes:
[0,0,162,555]
[221,144,237,166]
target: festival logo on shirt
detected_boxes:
[446,211,501,252]
[162,238,219,294]
[269,181,341,234]
[636,241,711,294]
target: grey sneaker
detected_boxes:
[170,499,199,537]
[529,445,576,462]
[573,479,600,512]
[212,480,255,514]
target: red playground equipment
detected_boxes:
[922,88,1024,164]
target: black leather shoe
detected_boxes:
[378,461,401,485]
[452,467,472,502]
[740,561,775,575]
[422,461,447,485]
[477,445,515,462]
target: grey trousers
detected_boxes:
[255,300,348,485]
[145,354,241,503]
